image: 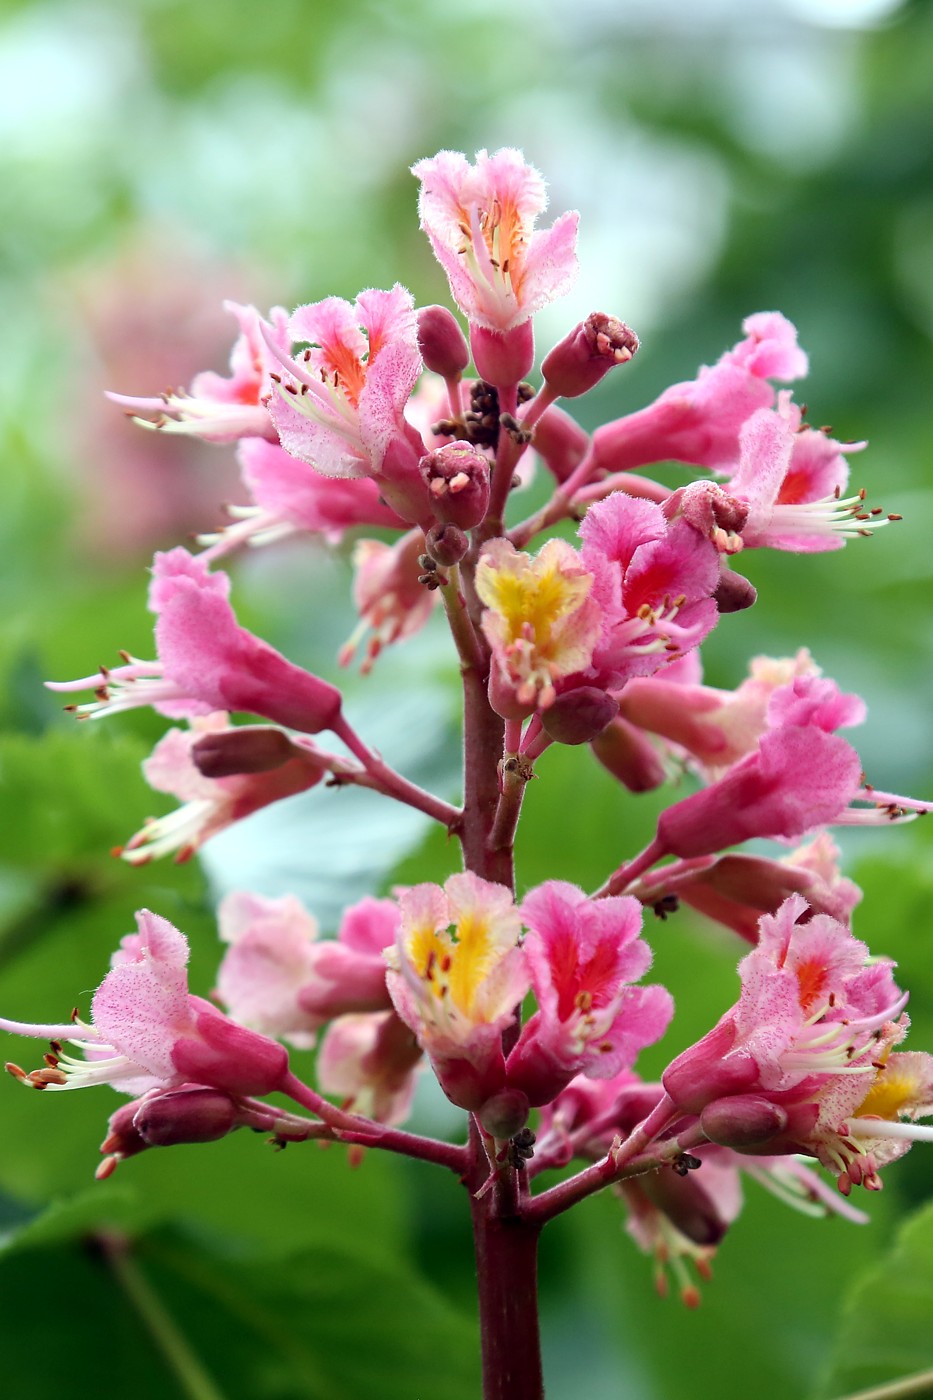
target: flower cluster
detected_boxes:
[4,146,930,1332]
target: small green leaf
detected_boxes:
[816,1199,933,1399]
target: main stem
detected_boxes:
[467,1129,544,1400]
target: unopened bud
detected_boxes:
[591,715,666,792]
[541,313,639,398]
[425,522,469,567]
[477,1089,531,1139]
[135,1087,240,1147]
[420,440,491,529]
[541,686,619,745]
[532,405,591,483]
[193,726,294,779]
[714,567,758,614]
[417,305,470,378]
[699,1095,789,1150]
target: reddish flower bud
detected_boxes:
[134,1086,240,1147]
[420,441,491,529]
[416,304,470,378]
[541,313,639,398]
[699,1095,789,1150]
[541,686,619,745]
[713,567,758,614]
[192,725,296,778]
[590,715,667,792]
[425,523,469,567]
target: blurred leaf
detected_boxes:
[816,1199,933,1399]
[0,1223,479,1400]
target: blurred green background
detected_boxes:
[2,0,933,1396]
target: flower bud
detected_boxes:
[420,441,491,529]
[477,1088,531,1139]
[541,313,639,398]
[590,715,667,792]
[531,405,591,482]
[425,523,469,567]
[714,567,758,614]
[699,1095,789,1150]
[135,1087,240,1147]
[417,305,470,378]
[470,321,535,388]
[192,725,295,778]
[541,686,619,745]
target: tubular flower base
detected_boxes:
[5,144,933,1400]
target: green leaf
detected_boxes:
[816,1199,933,1399]
[0,1225,480,1400]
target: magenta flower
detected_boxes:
[2,910,289,1099]
[340,531,439,672]
[412,148,578,336]
[506,882,673,1106]
[592,312,808,477]
[107,300,290,444]
[48,547,343,734]
[579,492,721,686]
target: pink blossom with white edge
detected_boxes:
[198,438,407,560]
[121,713,333,864]
[215,893,398,1048]
[2,910,289,1099]
[107,301,290,444]
[263,286,430,523]
[412,148,579,335]
[317,1011,422,1126]
[340,531,438,673]
[506,882,673,1106]
[47,547,343,734]
[672,401,882,556]
[592,311,808,478]
[386,873,528,1113]
[663,895,908,1122]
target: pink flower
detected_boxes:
[506,882,673,1106]
[2,910,289,1099]
[386,873,528,1113]
[579,493,721,685]
[121,714,335,864]
[107,300,290,443]
[215,893,398,1047]
[317,1011,422,1126]
[476,537,602,715]
[96,1085,287,1178]
[340,531,438,672]
[592,312,807,477]
[663,896,907,1119]
[671,402,880,555]
[264,286,430,524]
[200,438,407,559]
[48,547,343,734]
[412,148,579,335]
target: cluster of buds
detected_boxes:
[3,146,930,1322]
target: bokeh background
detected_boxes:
[2,0,933,1396]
